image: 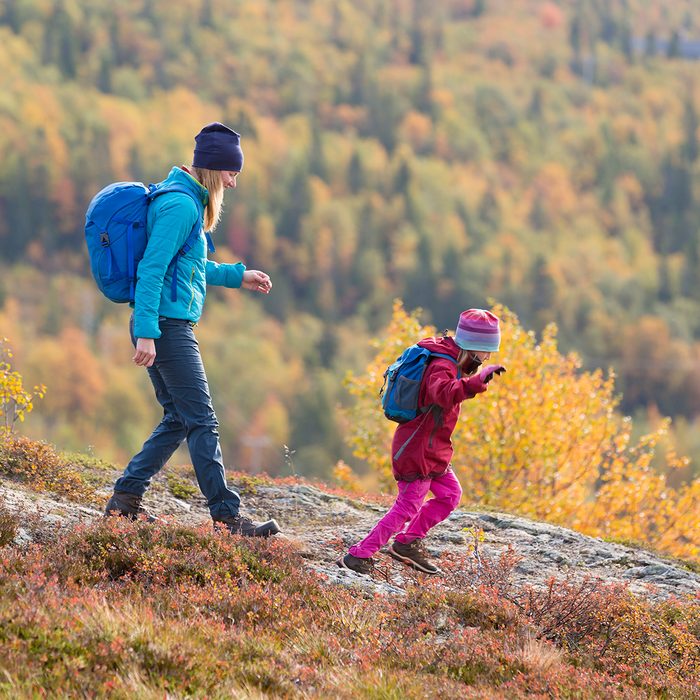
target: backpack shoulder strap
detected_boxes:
[429,351,458,364]
[418,351,463,442]
[147,182,204,220]
[149,183,216,253]
[147,183,213,302]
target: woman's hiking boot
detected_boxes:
[388,539,440,574]
[213,514,281,537]
[336,553,375,575]
[104,491,157,522]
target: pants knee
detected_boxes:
[184,412,219,433]
[162,414,184,431]
[445,483,462,511]
[394,494,423,521]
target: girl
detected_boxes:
[338,309,505,574]
[105,122,280,537]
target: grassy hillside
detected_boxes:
[0,436,699,699]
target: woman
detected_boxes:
[105,122,280,537]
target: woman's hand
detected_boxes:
[242,270,272,294]
[133,338,156,367]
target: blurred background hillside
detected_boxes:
[2,0,700,481]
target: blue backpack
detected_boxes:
[380,344,459,423]
[85,181,210,304]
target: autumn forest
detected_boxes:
[2,0,700,507]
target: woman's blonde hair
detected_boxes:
[191,166,225,232]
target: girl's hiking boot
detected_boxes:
[104,491,157,522]
[389,539,440,574]
[336,553,375,575]
[213,514,281,537]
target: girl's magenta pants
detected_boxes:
[348,469,462,559]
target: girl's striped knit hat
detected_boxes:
[455,309,501,352]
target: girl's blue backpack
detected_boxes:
[85,181,204,303]
[380,345,458,423]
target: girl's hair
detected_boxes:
[191,166,225,231]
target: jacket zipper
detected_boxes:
[187,267,195,311]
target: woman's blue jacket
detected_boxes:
[132,167,245,339]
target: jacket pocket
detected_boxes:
[394,375,421,410]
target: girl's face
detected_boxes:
[462,350,491,375]
[470,351,491,364]
[220,171,239,189]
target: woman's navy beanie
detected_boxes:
[193,122,244,172]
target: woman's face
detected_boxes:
[220,171,240,189]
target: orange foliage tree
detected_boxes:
[343,300,700,562]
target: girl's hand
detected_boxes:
[133,338,156,367]
[242,270,272,294]
[478,365,506,384]
[464,365,506,396]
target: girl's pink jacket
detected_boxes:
[391,336,483,482]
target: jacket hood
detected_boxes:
[417,335,461,359]
[159,166,209,206]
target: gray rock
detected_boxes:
[2,478,699,603]
[311,562,405,596]
[433,531,467,544]
[13,527,33,545]
[540,548,570,565]
[515,560,539,575]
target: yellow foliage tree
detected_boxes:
[0,338,45,432]
[343,301,700,562]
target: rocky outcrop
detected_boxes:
[2,477,698,601]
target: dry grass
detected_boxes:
[515,632,565,675]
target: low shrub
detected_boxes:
[440,543,700,694]
[42,518,298,589]
[0,502,18,546]
[0,433,95,503]
[0,498,697,697]
[165,472,198,500]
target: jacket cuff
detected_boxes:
[463,375,486,398]
[133,315,161,340]
[226,262,246,288]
